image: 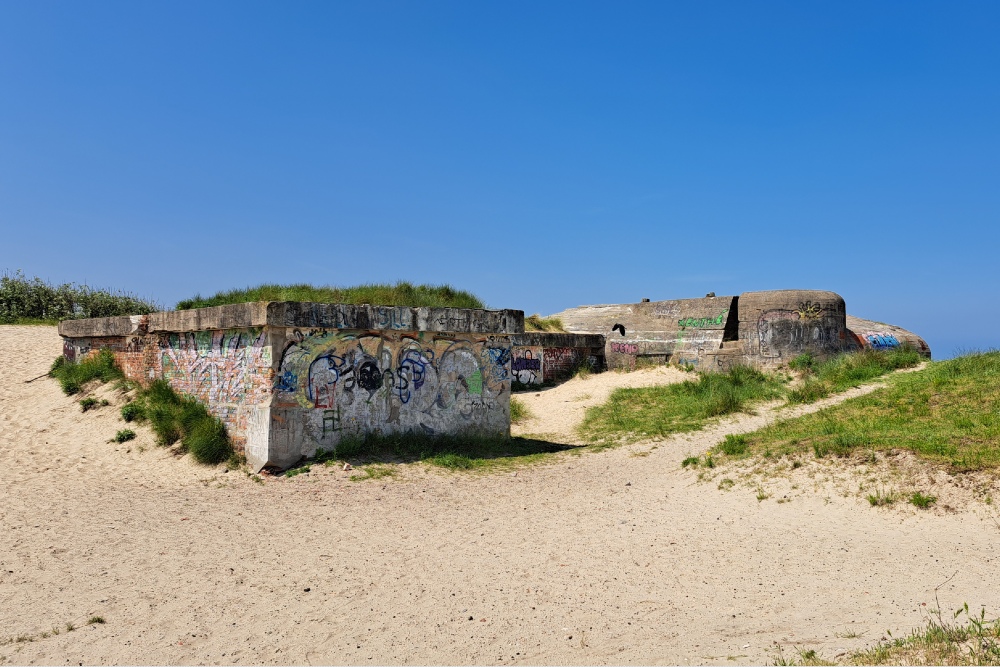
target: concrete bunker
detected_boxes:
[550,289,930,371]
[59,302,523,472]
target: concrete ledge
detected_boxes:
[60,302,525,335]
[58,315,148,338]
[510,332,606,348]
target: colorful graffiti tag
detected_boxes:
[678,310,728,329]
[159,328,273,433]
[272,330,510,441]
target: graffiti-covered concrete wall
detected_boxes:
[59,302,523,472]
[509,333,606,384]
[550,289,930,370]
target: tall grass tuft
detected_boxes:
[524,314,566,332]
[126,379,233,464]
[0,270,159,323]
[176,281,485,310]
[49,349,123,395]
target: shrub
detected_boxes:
[0,270,158,323]
[49,348,123,395]
[114,429,136,443]
[183,418,231,465]
[120,402,144,422]
[80,397,99,412]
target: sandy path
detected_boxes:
[2,326,998,665]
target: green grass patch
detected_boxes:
[579,365,786,445]
[510,397,533,424]
[909,491,937,508]
[0,269,158,323]
[49,348,124,395]
[176,281,484,310]
[113,429,136,443]
[524,314,565,332]
[788,346,923,404]
[79,397,99,412]
[732,350,1000,472]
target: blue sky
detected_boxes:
[1,2,997,358]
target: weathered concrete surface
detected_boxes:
[509,333,606,384]
[738,290,850,366]
[846,315,931,357]
[549,296,737,370]
[60,302,524,336]
[60,302,522,471]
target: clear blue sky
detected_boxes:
[2,2,997,358]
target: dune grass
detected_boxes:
[175,281,485,310]
[787,345,924,404]
[49,349,123,395]
[579,365,787,445]
[121,380,233,465]
[718,351,1000,472]
[524,314,565,332]
[0,270,158,324]
[510,397,533,424]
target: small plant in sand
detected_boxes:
[113,429,136,443]
[909,491,937,509]
[79,397,99,412]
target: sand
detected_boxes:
[2,325,998,665]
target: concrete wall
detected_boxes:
[509,333,605,384]
[846,315,931,356]
[550,296,738,370]
[59,302,523,472]
[549,289,930,370]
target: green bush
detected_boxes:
[0,270,158,323]
[114,429,136,443]
[183,418,231,465]
[120,402,144,422]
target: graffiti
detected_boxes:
[160,328,272,433]
[543,347,584,380]
[511,347,542,385]
[865,333,900,350]
[512,356,541,372]
[796,302,823,320]
[757,310,844,359]
[62,339,76,362]
[678,310,728,329]
[322,408,342,436]
[273,330,510,439]
[612,323,626,336]
[610,341,639,355]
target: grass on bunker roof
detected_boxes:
[175,281,486,310]
[708,350,1000,472]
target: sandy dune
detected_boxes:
[2,325,998,665]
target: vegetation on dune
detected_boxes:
[713,350,1000,472]
[49,349,123,395]
[580,365,788,445]
[176,281,486,310]
[51,350,233,465]
[524,314,565,332]
[0,270,159,324]
[787,345,923,404]
[121,380,233,465]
